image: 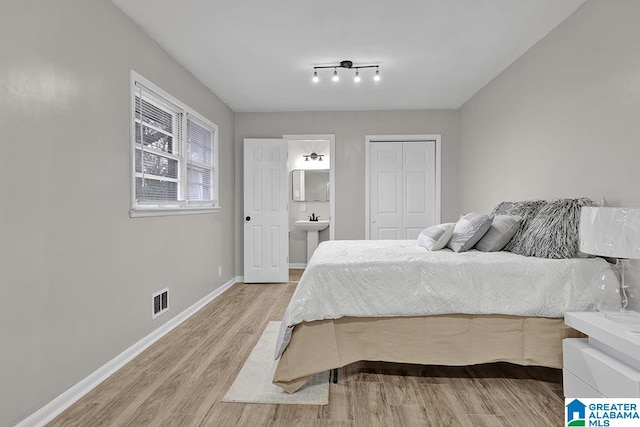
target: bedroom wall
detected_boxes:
[0,0,235,425]
[234,110,459,276]
[458,0,640,213]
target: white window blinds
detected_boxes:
[186,115,214,204]
[131,72,219,216]
[134,84,181,203]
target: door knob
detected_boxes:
[372,220,377,223]
[245,216,251,221]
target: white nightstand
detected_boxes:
[563,312,640,398]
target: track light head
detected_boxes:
[332,68,339,82]
[312,70,319,83]
[374,67,380,81]
[354,69,361,83]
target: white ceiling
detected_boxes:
[111,0,585,112]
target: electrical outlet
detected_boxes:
[300,203,306,212]
[218,266,222,277]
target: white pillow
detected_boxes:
[417,223,455,251]
[447,213,494,252]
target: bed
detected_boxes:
[272,239,611,393]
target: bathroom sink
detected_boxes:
[295,220,330,262]
[295,220,330,231]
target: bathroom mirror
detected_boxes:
[292,169,330,202]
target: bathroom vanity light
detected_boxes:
[303,152,324,161]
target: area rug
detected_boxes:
[222,321,329,405]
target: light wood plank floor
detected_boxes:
[50,269,565,426]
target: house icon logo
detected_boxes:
[566,399,586,426]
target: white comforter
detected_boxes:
[275,240,610,358]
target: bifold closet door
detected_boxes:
[369,141,436,240]
[403,141,436,239]
[370,142,403,239]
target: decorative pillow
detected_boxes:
[510,198,596,258]
[491,200,546,251]
[492,201,516,215]
[475,215,521,252]
[417,223,455,251]
[447,213,493,253]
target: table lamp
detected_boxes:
[580,207,640,325]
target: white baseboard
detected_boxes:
[17,277,236,427]
[236,275,244,283]
[289,263,307,269]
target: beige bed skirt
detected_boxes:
[273,314,583,393]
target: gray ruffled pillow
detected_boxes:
[510,198,596,258]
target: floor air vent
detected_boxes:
[152,288,169,318]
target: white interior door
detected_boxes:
[243,138,288,283]
[369,141,436,240]
[403,142,436,239]
[370,142,403,239]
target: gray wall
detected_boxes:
[235,110,459,276]
[458,0,640,213]
[0,1,235,425]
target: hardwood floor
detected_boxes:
[50,269,565,426]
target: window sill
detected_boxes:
[130,206,221,218]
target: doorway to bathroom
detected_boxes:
[284,134,335,268]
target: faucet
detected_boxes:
[309,212,319,221]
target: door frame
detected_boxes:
[283,134,336,240]
[364,134,441,239]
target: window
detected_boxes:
[130,71,219,217]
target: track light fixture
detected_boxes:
[312,60,381,84]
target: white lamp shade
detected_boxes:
[580,207,640,259]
